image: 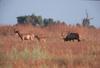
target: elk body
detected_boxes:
[15,31,35,40]
[64,32,80,42]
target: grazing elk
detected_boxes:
[64,32,80,42]
[14,30,35,40]
[35,35,46,42]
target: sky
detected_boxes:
[0,0,100,27]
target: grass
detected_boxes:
[0,63,13,68]
[0,25,100,68]
[41,64,48,68]
[9,47,20,60]
[31,45,51,60]
[1,45,52,68]
[20,48,31,61]
[7,44,52,61]
[0,51,13,68]
[0,39,99,68]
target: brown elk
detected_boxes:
[14,30,35,40]
[35,35,46,42]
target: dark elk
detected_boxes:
[64,32,80,42]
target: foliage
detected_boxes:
[82,18,90,27]
[43,18,55,26]
[17,14,56,26]
[17,16,26,24]
[82,18,96,28]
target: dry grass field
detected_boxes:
[0,23,100,68]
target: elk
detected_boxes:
[35,35,46,42]
[64,32,80,42]
[14,30,35,40]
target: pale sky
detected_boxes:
[0,0,100,27]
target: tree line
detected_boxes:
[17,14,56,26]
[17,13,95,28]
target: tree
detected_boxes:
[48,18,54,24]
[25,15,33,23]
[82,18,90,27]
[17,16,26,24]
[82,10,93,27]
[43,18,49,26]
[37,16,43,26]
[17,13,57,26]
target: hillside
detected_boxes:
[0,23,100,68]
